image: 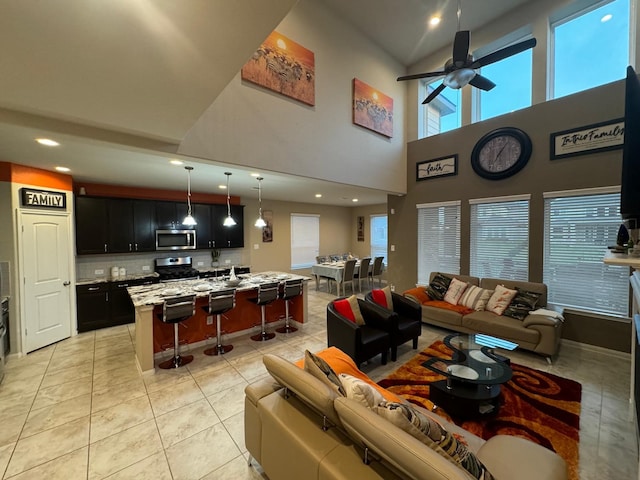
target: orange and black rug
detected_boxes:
[378,340,581,480]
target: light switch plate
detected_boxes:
[225,259,231,264]
[142,266,150,271]
[391,245,396,252]
[254,244,259,249]
[94,269,104,275]
[391,208,395,214]
[197,262,204,266]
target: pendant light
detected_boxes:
[254,176,267,228]
[223,172,237,227]
[182,166,197,226]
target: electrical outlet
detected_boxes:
[206,315,213,325]
[142,266,150,271]
[254,244,259,250]
[390,284,395,292]
[225,259,231,264]
[94,269,104,275]
[197,262,204,266]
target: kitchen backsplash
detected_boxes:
[76,249,247,281]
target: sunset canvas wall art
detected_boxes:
[352,78,393,138]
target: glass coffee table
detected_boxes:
[423,333,518,419]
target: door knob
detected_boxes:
[63,281,71,286]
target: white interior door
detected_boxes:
[21,212,72,353]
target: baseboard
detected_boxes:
[561,338,630,360]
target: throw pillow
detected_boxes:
[402,287,430,304]
[459,285,494,311]
[443,278,469,305]
[486,284,518,316]
[503,288,542,320]
[375,402,494,480]
[303,350,346,396]
[371,286,394,309]
[425,273,452,301]
[332,295,365,325]
[339,373,386,409]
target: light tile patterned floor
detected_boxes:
[0,287,637,479]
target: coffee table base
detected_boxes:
[430,379,501,420]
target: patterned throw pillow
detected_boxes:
[333,295,365,325]
[443,278,469,305]
[459,285,494,311]
[503,288,541,320]
[426,273,452,301]
[375,402,494,480]
[486,284,518,315]
[304,350,346,395]
[339,373,386,408]
[371,286,394,309]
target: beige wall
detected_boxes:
[389,78,631,351]
[349,203,387,260]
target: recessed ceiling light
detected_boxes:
[169,159,184,165]
[36,138,59,147]
[352,198,359,203]
[429,16,441,26]
[315,194,322,198]
[219,185,227,189]
[601,13,613,22]
[55,166,70,172]
[250,172,260,177]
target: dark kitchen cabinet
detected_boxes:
[193,203,213,249]
[76,277,158,332]
[213,204,244,248]
[156,201,188,229]
[108,199,134,253]
[75,197,109,254]
[132,200,156,251]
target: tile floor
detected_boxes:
[0,287,637,479]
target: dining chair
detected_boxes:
[371,257,385,287]
[341,259,357,295]
[355,257,371,292]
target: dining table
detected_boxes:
[311,260,371,296]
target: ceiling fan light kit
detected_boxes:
[398,1,537,104]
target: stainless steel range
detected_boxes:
[154,257,200,282]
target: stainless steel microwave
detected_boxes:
[155,230,196,251]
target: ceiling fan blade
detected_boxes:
[469,74,496,91]
[471,38,537,69]
[422,83,446,104]
[452,30,470,67]
[397,71,446,82]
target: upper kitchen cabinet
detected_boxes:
[132,200,156,251]
[76,197,109,254]
[156,201,188,229]
[213,204,244,248]
[192,203,213,249]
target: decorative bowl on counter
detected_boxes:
[225,279,242,287]
[192,284,212,292]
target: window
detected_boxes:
[543,188,629,316]
[370,214,387,262]
[551,0,630,99]
[420,81,461,138]
[473,28,534,122]
[469,196,530,281]
[417,201,461,285]
[290,214,319,269]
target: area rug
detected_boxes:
[378,340,581,480]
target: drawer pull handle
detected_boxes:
[88,287,100,291]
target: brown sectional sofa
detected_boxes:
[244,352,568,480]
[404,273,563,358]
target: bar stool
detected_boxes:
[275,278,303,334]
[157,294,196,369]
[202,288,236,356]
[249,282,280,341]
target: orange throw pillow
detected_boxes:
[403,287,430,304]
[295,346,403,404]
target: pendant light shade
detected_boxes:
[182,166,197,226]
[254,176,267,228]
[223,172,237,227]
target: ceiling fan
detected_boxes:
[397,1,537,104]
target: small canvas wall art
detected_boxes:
[352,78,393,138]
[262,210,273,243]
[241,31,315,106]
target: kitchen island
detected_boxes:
[127,272,310,374]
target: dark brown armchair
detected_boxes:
[326,297,392,368]
[364,291,422,361]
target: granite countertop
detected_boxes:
[127,271,310,308]
[197,265,251,274]
[76,273,159,286]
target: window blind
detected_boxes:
[417,202,460,285]
[370,214,387,262]
[543,191,629,316]
[470,197,530,281]
[290,214,319,269]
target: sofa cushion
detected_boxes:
[462,311,540,345]
[295,346,404,404]
[333,295,365,325]
[371,286,393,309]
[503,288,542,320]
[339,373,386,409]
[425,300,474,316]
[374,402,494,480]
[486,285,518,315]
[444,278,469,305]
[480,278,547,307]
[263,354,342,427]
[459,286,494,311]
[426,273,452,300]
[304,350,346,395]
[403,286,430,304]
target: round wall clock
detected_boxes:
[471,127,532,180]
